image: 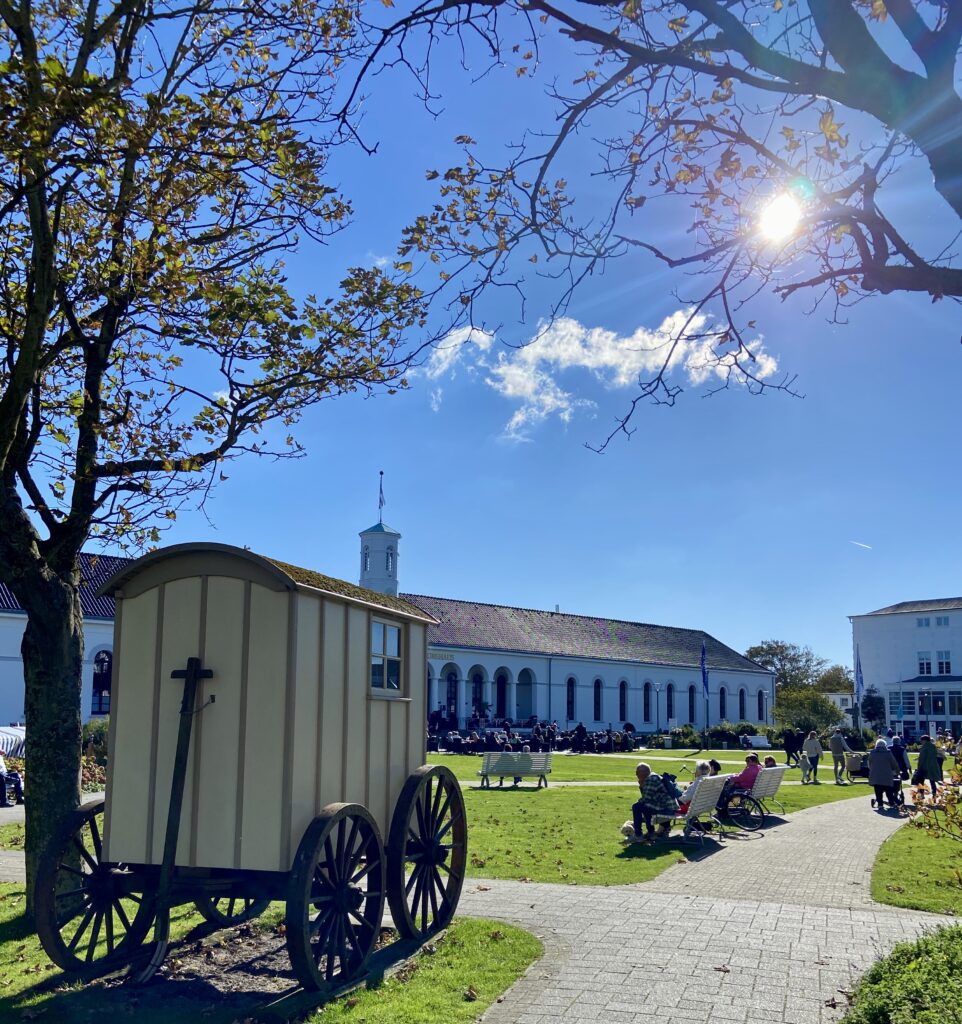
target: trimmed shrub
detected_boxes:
[842,925,962,1024]
[668,724,701,747]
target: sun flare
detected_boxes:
[758,193,803,242]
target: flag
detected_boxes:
[378,471,385,510]
[855,645,864,704]
[701,640,709,699]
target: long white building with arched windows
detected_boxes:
[358,519,774,733]
[0,515,774,734]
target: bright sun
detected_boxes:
[758,193,803,242]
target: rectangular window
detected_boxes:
[936,616,950,627]
[950,692,962,716]
[937,650,952,675]
[903,691,916,715]
[917,617,931,627]
[839,697,849,707]
[918,651,932,675]
[370,620,402,691]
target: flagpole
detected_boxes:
[378,470,384,524]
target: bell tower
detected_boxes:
[359,471,401,597]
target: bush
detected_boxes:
[842,925,962,1024]
[82,716,109,765]
[706,721,742,745]
[732,721,758,736]
[669,724,701,747]
[4,753,105,795]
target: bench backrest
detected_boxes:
[682,773,731,818]
[747,736,771,749]
[481,752,552,774]
[750,766,787,799]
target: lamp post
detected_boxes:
[655,684,662,733]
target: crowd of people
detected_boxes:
[430,719,638,755]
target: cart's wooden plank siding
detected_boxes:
[193,576,245,867]
[238,585,289,871]
[367,698,390,834]
[103,588,159,864]
[150,577,204,865]
[289,595,321,868]
[318,600,345,813]
[343,607,368,809]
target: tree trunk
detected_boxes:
[20,578,84,919]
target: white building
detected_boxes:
[0,518,774,733]
[850,598,962,739]
[361,520,774,732]
[823,691,856,716]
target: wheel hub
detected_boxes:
[333,883,365,914]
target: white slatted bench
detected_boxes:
[651,773,732,844]
[478,752,552,788]
[748,765,787,814]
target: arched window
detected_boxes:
[666,683,675,721]
[496,674,507,719]
[566,677,576,721]
[363,546,370,572]
[446,672,458,720]
[91,650,112,716]
[719,686,727,720]
[472,673,483,715]
[593,678,603,721]
[757,689,765,721]
[643,682,652,723]
[688,684,696,724]
[619,680,627,722]
[738,687,746,721]
[386,547,394,573]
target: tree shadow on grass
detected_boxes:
[615,835,725,865]
[0,910,427,1024]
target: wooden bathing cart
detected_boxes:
[33,544,467,992]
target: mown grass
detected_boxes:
[872,822,962,916]
[0,884,539,1024]
[0,822,23,852]
[458,780,867,886]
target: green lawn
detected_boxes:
[458,779,868,886]
[872,822,962,916]
[0,822,23,851]
[0,884,540,1023]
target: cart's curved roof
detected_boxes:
[99,543,436,623]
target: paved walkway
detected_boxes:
[459,797,952,1024]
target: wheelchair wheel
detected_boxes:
[727,793,765,832]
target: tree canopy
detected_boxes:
[860,686,888,730]
[0,0,431,905]
[774,686,846,733]
[745,639,827,690]
[815,664,855,693]
[359,0,962,447]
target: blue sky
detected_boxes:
[157,17,961,675]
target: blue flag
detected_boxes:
[855,645,864,704]
[701,640,709,698]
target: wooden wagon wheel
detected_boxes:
[285,803,385,992]
[35,799,154,977]
[194,895,271,926]
[386,765,467,940]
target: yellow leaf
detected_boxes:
[395,261,413,273]
[668,16,688,32]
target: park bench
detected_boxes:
[478,751,552,788]
[748,765,787,815]
[651,773,732,845]
[744,736,771,749]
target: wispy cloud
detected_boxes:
[424,312,778,440]
[429,387,443,413]
[367,252,391,269]
[850,541,873,550]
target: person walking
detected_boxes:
[868,738,900,809]
[783,730,799,766]
[915,734,944,798]
[891,735,911,780]
[803,730,824,783]
[828,727,852,785]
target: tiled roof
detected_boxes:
[862,598,962,616]
[401,593,764,673]
[0,552,129,620]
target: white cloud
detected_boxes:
[429,387,443,412]
[850,541,873,550]
[368,252,391,269]
[423,326,495,380]
[423,311,778,439]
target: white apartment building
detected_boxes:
[850,598,962,739]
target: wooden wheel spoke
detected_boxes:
[104,906,115,954]
[54,886,90,902]
[435,812,462,842]
[65,905,96,952]
[414,792,429,851]
[72,836,98,873]
[325,917,342,981]
[431,787,453,840]
[348,829,373,876]
[59,864,86,879]
[309,904,335,937]
[405,861,425,897]
[426,867,440,920]
[335,819,348,879]
[88,816,103,862]
[113,899,132,934]
[343,817,362,867]
[85,910,104,962]
[349,858,378,885]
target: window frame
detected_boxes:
[593,678,603,722]
[370,618,404,695]
[918,651,933,676]
[937,650,952,675]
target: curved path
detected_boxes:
[459,797,952,1024]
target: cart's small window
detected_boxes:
[371,620,402,691]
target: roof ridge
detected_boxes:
[400,591,710,637]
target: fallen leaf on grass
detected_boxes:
[825,997,839,1008]
[345,998,358,1009]
[463,985,478,1001]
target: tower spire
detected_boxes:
[378,470,385,524]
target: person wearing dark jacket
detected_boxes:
[783,731,799,766]
[916,735,943,796]
[868,739,900,809]
[891,736,911,779]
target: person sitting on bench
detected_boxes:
[0,752,24,807]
